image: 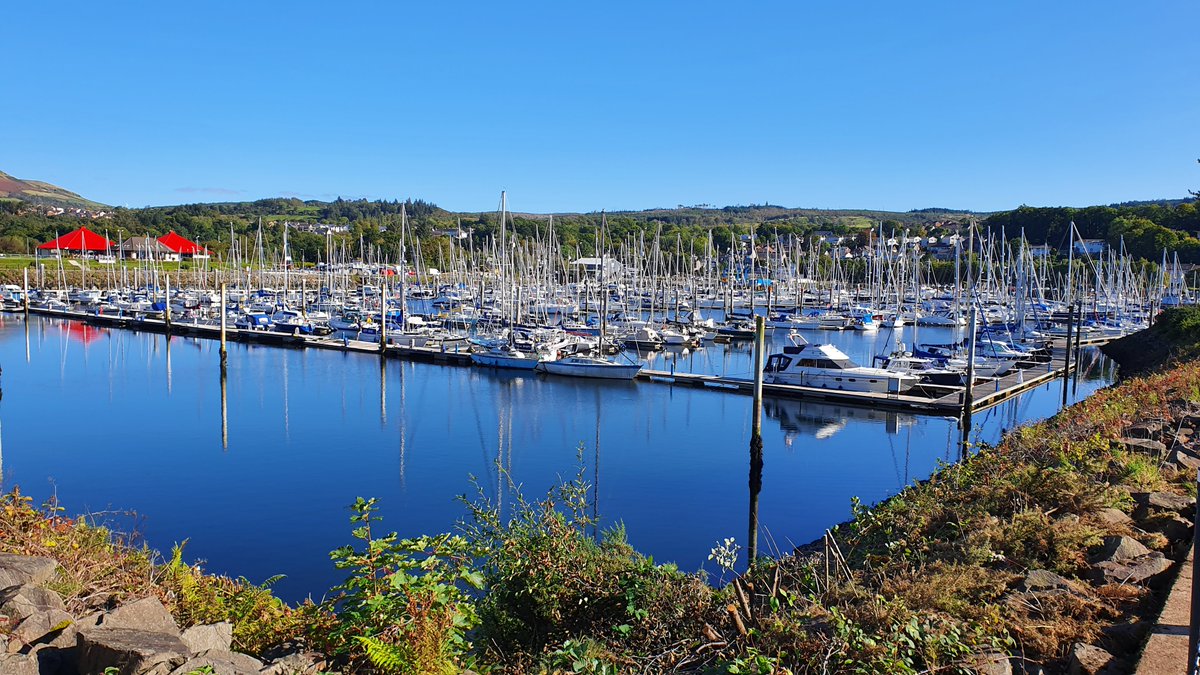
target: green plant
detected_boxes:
[323,497,481,674]
[162,541,303,654]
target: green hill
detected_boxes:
[0,170,108,210]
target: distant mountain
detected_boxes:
[0,170,108,210]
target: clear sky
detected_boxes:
[4,1,1197,213]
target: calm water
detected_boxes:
[0,314,1116,601]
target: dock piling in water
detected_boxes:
[748,316,765,562]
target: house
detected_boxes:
[1029,244,1052,258]
[158,231,209,259]
[1073,239,1106,256]
[570,257,624,277]
[119,237,179,262]
[437,228,470,240]
[813,231,844,246]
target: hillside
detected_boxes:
[0,170,108,210]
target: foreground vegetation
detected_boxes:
[4,309,1200,673]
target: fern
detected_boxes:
[354,635,414,674]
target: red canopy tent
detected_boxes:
[36,227,114,252]
[157,231,208,256]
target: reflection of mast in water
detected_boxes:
[281,352,289,439]
[220,365,229,450]
[164,336,172,395]
[593,386,601,536]
[398,360,406,487]
[379,356,387,427]
[24,318,29,363]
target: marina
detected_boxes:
[0,309,1117,602]
[17,303,1115,416]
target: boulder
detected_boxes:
[1170,447,1200,471]
[1091,552,1172,586]
[168,649,263,675]
[101,597,181,637]
[181,622,233,654]
[1132,491,1195,516]
[1119,438,1167,455]
[76,627,190,675]
[1143,513,1193,542]
[11,608,73,646]
[258,649,327,675]
[1125,420,1162,439]
[1068,643,1113,675]
[0,555,59,589]
[1094,508,1132,527]
[0,653,38,675]
[0,584,66,622]
[1089,535,1150,564]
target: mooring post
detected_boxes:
[1190,467,1200,675]
[748,315,765,563]
[22,268,29,317]
[219,282,228,368]
[961,307,978,457]
[1062,303,1074,407]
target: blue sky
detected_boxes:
[4,2,1197,213]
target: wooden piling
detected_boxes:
[219,282,228,368]
[748,315,765,562]
[1062,303,1074,407]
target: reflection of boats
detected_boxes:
[763,398,917,441]
[59,322,107,345]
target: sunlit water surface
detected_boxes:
[0,315,1116,601]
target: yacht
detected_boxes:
[764,335,919,394]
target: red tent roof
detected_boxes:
[157,231,208,255]
[37,227,114,252]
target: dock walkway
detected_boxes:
[17,306,1106,416]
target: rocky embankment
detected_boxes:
[0,553,322,674]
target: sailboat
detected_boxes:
[536,211,642,381]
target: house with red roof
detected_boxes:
[36,227,115,256]
[157,231,210,259]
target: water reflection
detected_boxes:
[0,316,1121,601]
[763,399,917,443]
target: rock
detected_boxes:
[1126,420,1163,439]
[0,653,38,675]
[0,554,59,589]
[1094,508,1132,527]
[181,622,233,654]
[1019,569,1076,594]
[102,596,181,637]
[169,649,263,675]
[258,649,327,675]
[1170,447,1200,470]
[1100,620,1147,652]
[967,652,1013,675]
[0,584,66,621]
[1089,535,1151,564]
[1144,513,1193,542]
[1132,491,1195,516]
[1119,438,1167,455]
[1091,552,1173,586]
[76,627,190,675]
[12,608,73,646]
[1068,643,1113,675]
